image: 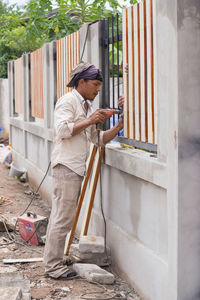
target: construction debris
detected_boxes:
[0,195,13,207]
[0,214,15,232]
[0,287,22,300]
[3,258,43,264]
[0,273,30,300]
[73,263,115,284]
[0,162,141,300]
[69,243,111,267]
[79,235,105,253]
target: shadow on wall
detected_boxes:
[178,0,200,29]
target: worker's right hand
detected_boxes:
[88,109,106,125]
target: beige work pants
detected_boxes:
[44,164,83,278]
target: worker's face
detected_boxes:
[78,79,102,101]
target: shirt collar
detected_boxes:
[72,89,92,107]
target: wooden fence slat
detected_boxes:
[56,30,80,99]
[139,1,146,142]
[30,48,44,119]
[152,0,157,144]
[123,8,129,138]
[14,58,23,114]
[133,5,140,141]
[146,0,153,143]
[128,6,134,139]
[122,2,157,145]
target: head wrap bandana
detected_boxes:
[66,62,103,87]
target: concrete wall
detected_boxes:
[0,79,9,137]
[8,3,200,299]
[8,42,56,203]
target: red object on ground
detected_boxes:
[18,212,48,246]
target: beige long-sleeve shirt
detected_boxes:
[51,89,104,176]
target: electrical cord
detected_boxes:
[0,216,42,254]
[97,132,109,263]
[79,278,126,300]
[80,19,100,61]
[13,161,51,238]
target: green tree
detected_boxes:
[0,0,140,78]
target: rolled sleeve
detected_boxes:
[54,96,75,140]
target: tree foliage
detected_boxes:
[0,0,139,78]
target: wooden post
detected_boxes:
[65,145,97,255]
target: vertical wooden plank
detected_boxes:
[75,31,78,65]
[150,0,155,143]
[14,58,23,115]
[63,37,65,96]
[78,30,80,62]
[81,147,105,236]
[137,4,141,141]
[139,1,146,142]
[153,0,157,145]
[128,6,134,139]
[40,48,44,118]
[30,48,44,118]
[64,36,67,95]
[56,41,59,99]
[65,145,98,255]
[72,33,74,68]
[67,35,70,93]
[122,8,129,138]
[61,38,64,97]
[146,0,153,143]
[133,4,140,141]
[143,0,148,142]
[30,52,34,117]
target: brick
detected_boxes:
[0,287,22,300]
[22,293,31,300]
[79,236,105,253]
[0,272,30,293]
[73,263,115,284]
[69,244,111,266]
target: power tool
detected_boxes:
[18,211,48,245]
[96,108,123,131]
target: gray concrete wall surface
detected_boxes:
[0,79,9,137]
[177,1,200,299]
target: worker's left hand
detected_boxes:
[118,95,124,108]
[117,114,124,131]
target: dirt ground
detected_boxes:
[0,160,142,300]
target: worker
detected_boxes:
[44,61,123,280]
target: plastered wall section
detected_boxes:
[0,79,9,137]
[77,20,169,300]
[8,42,56,203]
[9,19,171,300]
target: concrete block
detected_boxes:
[22,293,31,300]
[79,236,105,253]
[69,244,111,266]
[0,287,22,300]
[73,263,115,284]
[0,272,30,293]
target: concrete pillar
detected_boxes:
[43,41,55,170]
[80,22,102,110]
[177,1,200,299]
[158,0,200,299]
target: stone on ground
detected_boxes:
[0,272,30,299]
[69,243,111,266]
[73,263,115,284]
[0,287,22,300]
[79,236,105,253]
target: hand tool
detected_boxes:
[96,108,123,131]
